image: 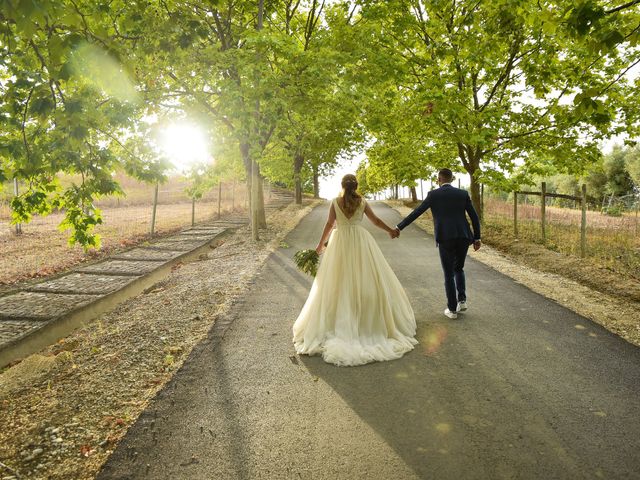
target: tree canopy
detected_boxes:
[1,0,639,246]
[347,0,639,210]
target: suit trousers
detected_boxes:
[437,238,471,312]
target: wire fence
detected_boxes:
[0,178,260,286]
[1,181,251,236]
[483,191,640,278]
[393,181,639,278]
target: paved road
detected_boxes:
[98,202,640,480]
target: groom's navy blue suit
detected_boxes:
[397,184,481,313]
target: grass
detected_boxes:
[483,198,640,280]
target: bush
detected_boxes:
[601,205,624,217]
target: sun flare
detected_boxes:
[159,123,210,171]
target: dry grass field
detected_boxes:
[483,198,640,281]
[0,201,246,287]
[0,175,252,287]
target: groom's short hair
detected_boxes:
[438,168,454,182]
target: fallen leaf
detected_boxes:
[80,444,95,457]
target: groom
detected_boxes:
[393,169,481,319]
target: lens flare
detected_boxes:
[71,42,138,103]
[421,325,448,356]
[158,123,210,171]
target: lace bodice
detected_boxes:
[333,198,365,227]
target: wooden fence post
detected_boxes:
[217,181,222,219]
[480,183,484,223]
[581,184,587,258]
[13,178,22,234]
[150,182,159,237]
[232,181,235,211]
[635,198,638,237]
[191,196,195,227]
[541,181,546,242]
[513,192,518,238]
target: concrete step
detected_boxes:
[0,221,243,368]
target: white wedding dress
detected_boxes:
[293,198,418,366]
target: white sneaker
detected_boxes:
[444,308,458,319]
[457,301,467,312]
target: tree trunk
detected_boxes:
[251,159,260,240]
[250,0,265,240]
[240,141,266,234]
[461,147,482,218]
[469,173,482,217]
[293,153,304,205]
[410,186,418,202]
[312,165,320,199]
[257,174,267,228]
[240,141,251,183]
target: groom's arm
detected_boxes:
[396,194,432,231]
[465,193,481,240]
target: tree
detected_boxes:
[130,0,289,238]
[347,0,640,214]
[358,75,443,199]
[0,0,169,248]
[624,145,640,190]
[603,145,635,196]
[584,164,609,204]
[269,1,364,204]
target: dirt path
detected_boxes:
[98,201,640,480]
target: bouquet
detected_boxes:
[293,249,320,277]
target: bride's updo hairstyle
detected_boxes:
[340,174,362,217]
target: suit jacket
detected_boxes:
[397,184,481,244]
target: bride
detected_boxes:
[293,174,418,366]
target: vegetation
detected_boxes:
[491,144,640,211]
[1,1,639,247]
[354,0,639,211]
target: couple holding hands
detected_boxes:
[293,168,481,367]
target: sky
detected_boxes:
[319,157,361,199]
[319,155,439,200]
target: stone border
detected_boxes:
[0,222,240,368]
[0,190,297,368]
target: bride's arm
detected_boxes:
[364,203,395,238]
[316,204,336,254]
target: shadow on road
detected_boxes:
[298,334,498,479]
[210,340,252,480]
